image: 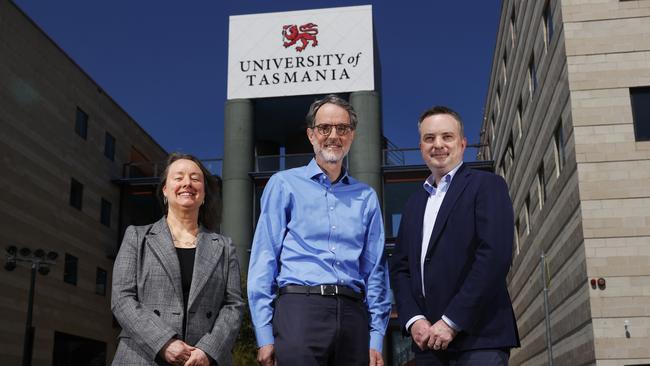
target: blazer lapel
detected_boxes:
[187,231,224,310]
[425,165,472,258]
[145,218,183,303]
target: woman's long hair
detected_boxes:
[156,152,222,231]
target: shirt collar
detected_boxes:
[423,161,463,195]
[306,158,350,185]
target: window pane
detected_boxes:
[53,331,106,366]
[69,178,83,210]
[75,107,88,139]
[630,86,650,141]
[104,132,115,161]
[95,268,107,296]
[384,181,422,238]
[64,253,78,285]
[100,199,111,227]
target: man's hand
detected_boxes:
[160,339,195,366]
[426,319,458,351]
[257,344,276,366]
[369,348,384,366]
[184,348,210,366]
[410,319,432,351]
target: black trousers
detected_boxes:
[415,348,510,366]
[273,293,369,366]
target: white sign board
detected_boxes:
[227,5,374,99]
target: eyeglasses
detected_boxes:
[312,124,354,136]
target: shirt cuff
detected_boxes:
[254,325,274,348]
[369,331,384,352]
[405,315,426,333]
[441,315,461,332]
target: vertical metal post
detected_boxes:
[22,262,36,366]
[541,253,554,366]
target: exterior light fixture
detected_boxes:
[3,246,59,366]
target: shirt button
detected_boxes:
[330,206,334,210]
[332,225,336,230]
[331,246,336,251]
[339,280,344,284]
[337,261,341,265]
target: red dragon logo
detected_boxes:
[282,23,318,52]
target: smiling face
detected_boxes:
[307,103,355,165]
[162,158,205,213]
[419,113,467,182]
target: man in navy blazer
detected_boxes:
[390,106,519,365]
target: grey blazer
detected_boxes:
[111,218,244,366]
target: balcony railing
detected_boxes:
[119,145,485,180]
[121,158,223,180]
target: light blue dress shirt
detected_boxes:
[406,162,463,333]
[247,159,391,351]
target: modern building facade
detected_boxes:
[0,1,167,365]
[481,0,650,365]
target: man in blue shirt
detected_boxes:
[248,94,390,366]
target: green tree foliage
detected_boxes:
[233,276,257,366]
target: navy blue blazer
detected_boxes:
[390,164,520,352]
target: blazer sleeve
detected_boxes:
[111,225,177,360]
[195,236,245,366]
[444,175,515,331]
[389,194,424,333]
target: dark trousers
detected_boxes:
[273,293,369,366]
[415,349,510,366]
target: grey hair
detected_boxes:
[306,94,358,129]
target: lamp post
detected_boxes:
[5,246,58,366]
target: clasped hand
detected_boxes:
[410,319,458,351]
[161,339,210,366]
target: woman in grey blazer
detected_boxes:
[112,153,244,366]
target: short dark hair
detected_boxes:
[306,94,358,129]
[156,152,222,231]
[418,105,465,138]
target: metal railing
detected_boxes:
[119,145,486,180]
[121,158,223,179]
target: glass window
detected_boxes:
[510,7,516,48]
[525,196,531,234]
[95,268,107,296]
[100,198,111,227]
[516,100,523,139]
[537,164,546,209]
[514,220,520,256]
[496,86,501,115]
[554,121,565,175]
[630,86,650,141]
[529,55,537,95]
[75,107,88,139]
[384,180,422,238]
[544,1,554,50]
[104,132,116,161]
[502,53,508,85]
[69,178,83,210]
[64,253,78,285]
[53,331,106,366]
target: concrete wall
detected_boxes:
[562,0,650,364]
[481,0,594,364]
[0,1,167,364]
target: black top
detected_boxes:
[176,247,196,338]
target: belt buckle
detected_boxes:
[320,284,338,296]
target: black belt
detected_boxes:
[279,284,364,301]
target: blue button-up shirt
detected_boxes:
[247,159,390,351]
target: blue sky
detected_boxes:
[14,1,500,161]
